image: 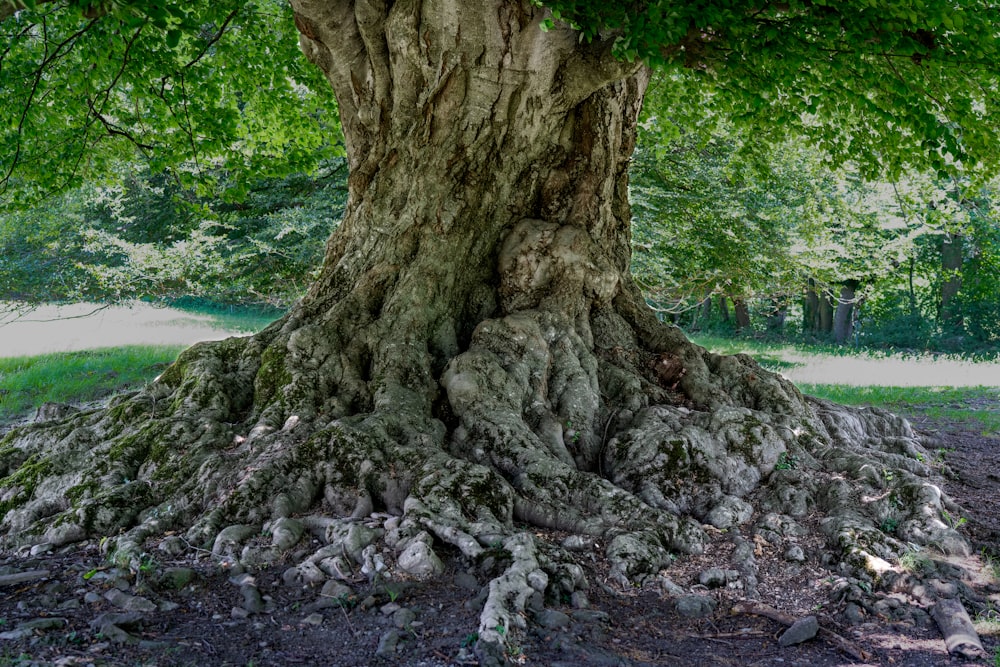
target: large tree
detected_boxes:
[2,1,999,662]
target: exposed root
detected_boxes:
[0,299,974,660]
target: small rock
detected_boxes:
[779,615,819,647]
[784,545,806,562]
[698,568,736,588]
[282,566,302,587]
[454,572,479,592]
[303,612,324,626]
[571,591,589,609]
[381,602,402,616]
[534,609,571,629]
[376,629,402,656]
[321,580,352,600]
[397,540,444,579]
[231,607,250,619]
[393,607,417,629]
[84,592,103,604]
[162,567,197,590]
[159,601,180,612]
[158,536,185,557]
[104,589,157,613]
[29,543,53,556]
[241,584,266,614]
[705,495,753,529]
[659,576,686,597]
[561,535,593,551]
[843,602,866,625]
[675,595,717,618]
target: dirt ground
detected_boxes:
[2,404,999,667]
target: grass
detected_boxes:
[799,384,1000,436]
[693,333,1000,434]
[0,346,182,423]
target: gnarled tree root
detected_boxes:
[0,307,975,663]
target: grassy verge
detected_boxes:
[801,384,1000,436]
[0,346,182,423]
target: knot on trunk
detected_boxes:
[498,218,619,315]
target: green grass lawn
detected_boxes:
[3,329,998,431]
[0,300,285,425]
[0,346,182,423]
[692,333,1000,435]
[802,383,1000,436]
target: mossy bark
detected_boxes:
[0,1,969,663]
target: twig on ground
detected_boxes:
[731,601,870,661]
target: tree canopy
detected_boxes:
[2,0,999,209]
[0,0,337,207]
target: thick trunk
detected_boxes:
[0,2,971,663]
[803,280,820,333]
[733,298,752,330]
[940,233,963,329]
[832,280,859,345]
[818,289,835,333]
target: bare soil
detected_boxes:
[2,406,998,667]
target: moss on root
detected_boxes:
[0,454,52,516]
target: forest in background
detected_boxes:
[2,72,998,357]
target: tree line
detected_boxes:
[4,125,995,354]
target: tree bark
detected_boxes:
[734,298,752,330]
[0,2,972,663]
[803,280,820,333]
[940,233,963,329]
[832,280,860,344]
[818,289,834,334]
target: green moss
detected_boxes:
[107,431,153,469]
[65,480,99,504]
[254,344,292,409]
[78,481,153,535]
[734,417,765,463]
[0,454,53,516]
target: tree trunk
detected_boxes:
[803,280,820,333]
[940,232,964,329]
[818,289,835,334]
[832,280,860,344]
[719,294,731,322]
[0,2,969,663]
[734,298,752,330]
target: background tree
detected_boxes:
[3,1,1000,662]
